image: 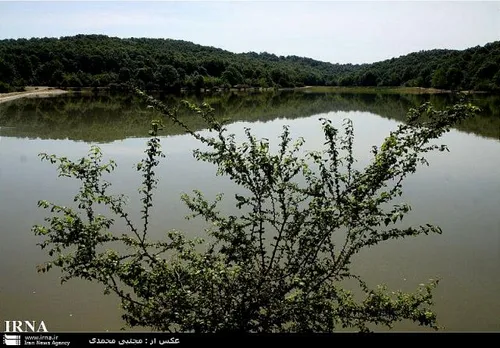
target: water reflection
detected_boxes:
[0,91,499,142]
[0,91,499,331]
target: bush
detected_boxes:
[33,90,479,332]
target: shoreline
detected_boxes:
[0,87,68,104]
[0,85,491,104]
[62,85,494,95]
[297,86,490,94]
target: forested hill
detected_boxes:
[339,42,500,91]
[0,34,499,92]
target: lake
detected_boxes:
[0,90,499,332]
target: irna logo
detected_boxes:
[3,334,21,346]
[4,321,48,333]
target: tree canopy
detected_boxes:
[0,35,499,92]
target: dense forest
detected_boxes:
[0,34,499,92]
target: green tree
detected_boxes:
[431,68,448,89]
[339,74,355,86]
[475,61,498,79]
[0,58,16,84]
[35,60,64,85]
[51,69,64,87]
[17,54,34,82]
[446,66,463,90]
[221,65,244,86]
[358,71,378,86]
[186,72,205,91]
[119,67,131,83]
[61,73,82,88]
[494,71,500,90]
[157,65,180,91]
[135,67,154,86]
[33,91,479,333]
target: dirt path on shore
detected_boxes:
[0,87,68,104]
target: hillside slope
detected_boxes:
[0,35,498,91]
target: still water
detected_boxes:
[0,91,499,331]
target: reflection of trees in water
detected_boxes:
[0,91,498,142]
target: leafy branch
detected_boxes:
[33,90,479,332]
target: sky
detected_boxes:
[0,1,499,64]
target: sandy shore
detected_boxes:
[0,87,68,104]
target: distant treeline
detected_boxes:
[0,35,499,92]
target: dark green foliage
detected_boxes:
[157,65,180,92]
[432,68,448,89]
[0,81,11,93]
[32,90,480,332]
[0,35,358,90]
[2,35,498,91]
[352,43,500,91]
[0,58,16,83]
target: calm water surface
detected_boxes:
[0,91,499,331]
